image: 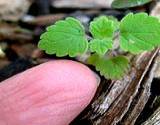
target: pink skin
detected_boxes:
[0,60,98,125]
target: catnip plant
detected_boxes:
[38,13,160,79]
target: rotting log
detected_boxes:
[142,107,160,125]
[71,48,159,125]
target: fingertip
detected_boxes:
[0,60,99,125]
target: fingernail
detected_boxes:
[93,72,101,86]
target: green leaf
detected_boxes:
[38,17,88,57]
[89,39,113,55]
[89,16,116,55]
[112,0,152,9]
[90,16,116,39]
[107,16,120,31]
[88,54,129,79]
[120,13,160,54]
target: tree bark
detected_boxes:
[71,49,159,125]
[143,107,160,125]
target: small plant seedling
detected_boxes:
[38,12,160,80]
